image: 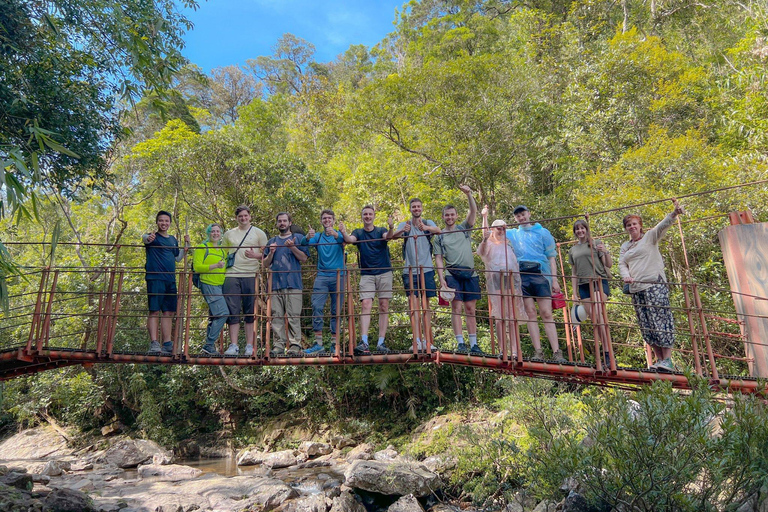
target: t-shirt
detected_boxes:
[506,223,557,284]
[432,221,476,277]
[263,234,309,291]
[144,233,179,282]
[222,226,268,277]
[303,230,345,276]
[568,242,610,285]
[351,226,391,276]
[397,219,437,275]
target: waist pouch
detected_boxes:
[447,266,474,280]
[519,261,541,274]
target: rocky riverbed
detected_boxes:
[0,426,561,512]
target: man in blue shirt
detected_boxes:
[340,205,395,355]
[506,205,565,362]
[303,209,346,354]
[263,212,309,357]
[143,210,190,353]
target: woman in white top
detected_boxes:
[477,206,526,349]
[619,199,685,372]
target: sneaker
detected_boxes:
[161,341,174,354]
[533,350,545,360]
[376,343,391,353]
[552,350,567,363]
[456,343,469,352]
[305,343,324,355]
[148,340,161,353]
[244,345,254,357]
[201,345,218,355]
[354,342,370,356]
[655,358,675,372]
[470,344,483,355]
[269,348,283,358]
[224,343,239,356]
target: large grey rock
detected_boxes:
[0,427,72,460]
[279,493,331,512]
[300,441,333,457]
[236,448,268,466]
[0,471,32,490]
[41,459,71,476]
[343,460,442,497]
[0,482,39,512]
[42,487,95,512]
[332,436,356,449]
[345,443,374,462]
[136,463,202,481]
[388,494,424,512]
[374,446,400,462]
[532,501,558,512]
[421,455,456,474]
[263,449,298,469]
[561,491,598,512]
[330,490,366,512]
[101,439,172,468]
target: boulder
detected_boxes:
[136,463,203,481]
[248,477,300,511]
[300,441,333,457]
[0,482,39,511]
[0,427,72,460]
[237,448,268,466]
[343,460,442,497]
[345,443,374,462]
[152,452,173,465]
[331,436,356,449]
[0,471,32,491]
[374,446,400,462]
[41,459,71,476]
[263,449,298,469]
[330,490,366,512]
[561,491,601,512]
[299,459,334,469]
[532,502,558,512]
[388,494,424,512]
[279,494,331,512]
[30,473,50,485]
[42,488,95,512]
[421,455,456,474]
[101,439,172,468]
[100,422,122,437]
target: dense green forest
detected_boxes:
[2,0,768,507]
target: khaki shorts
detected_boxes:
[359,271,394,300]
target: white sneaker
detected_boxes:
[244,345,254,357]
[224,343,239,356]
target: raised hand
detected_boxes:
[387,214,394,229]
[413,218,424,231]
[672,198,686,216]
[307,226,316,238]
[403,221,412,233]
[481,205,489,217]
[458,184,472,195]
[338,221,346,234]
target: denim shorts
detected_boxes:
[578,279,611,300]
[146,280,178,312]
[402,270,437,298]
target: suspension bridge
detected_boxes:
[1,184,766,394]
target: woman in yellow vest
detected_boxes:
[193,224,228,354]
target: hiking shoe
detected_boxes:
[201,345,218,355]
[244,344,254,357]
[375,343,391,353]
[224,343,239,356]
[470,344,483,355]
[456,343,469,352]
[148,341,161,353]
[655,358,675,372]
[269,348,283,358]
[305,343,324,355]
[533,350,545,360]
[354,342,370,356]
[552,350,567,363]
[161,341,174,354]
[286,348,302,357]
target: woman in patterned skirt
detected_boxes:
[619,199,685,372]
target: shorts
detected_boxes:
[223,276,256,325]
[521,272,551,298]
[147,280,178,313]
[578,279,611,300]
[445,274,481,302]
[402,270,437,298]
[359,271,394,300]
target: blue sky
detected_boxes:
[180,0,406,72]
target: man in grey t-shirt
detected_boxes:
[392,198,441,351]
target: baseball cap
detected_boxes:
[513,205,529,215]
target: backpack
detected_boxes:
[191,246,210,290]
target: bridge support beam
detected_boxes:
[719,211,768,377]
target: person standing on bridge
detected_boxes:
[392,198,441,352]
[302,210,346,355]
[619,199,685,372]
[193,223,228,355]
[340,205,396,355]
[221,205,268,357]
[506,205,566,362]
[433,185,481,353]
[262,212,309,357]
[144,210,190,354]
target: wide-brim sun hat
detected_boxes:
[491,219,506,227]
[439,286,456,302]
[571,304,588,325]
